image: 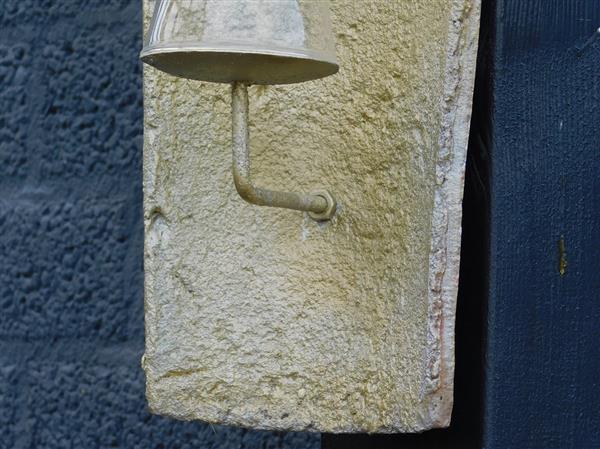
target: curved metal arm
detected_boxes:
[231,81,336,221]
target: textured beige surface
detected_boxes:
[142,0,480,433]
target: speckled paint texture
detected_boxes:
[143,0,480,433]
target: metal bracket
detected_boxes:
[231,81,336,221]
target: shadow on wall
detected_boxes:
[0,0,318,447]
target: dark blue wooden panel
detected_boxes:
[485,1,600,448]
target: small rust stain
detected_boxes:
[558,235,567,277]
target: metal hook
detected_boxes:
[231,81,337,221]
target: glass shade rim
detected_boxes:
[140,42,338,67]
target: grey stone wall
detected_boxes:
[0,1,318,447]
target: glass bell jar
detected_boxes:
[141,0,339,85]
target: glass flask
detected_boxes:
[141,0,339,85]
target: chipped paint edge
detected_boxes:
[422,0,481,428]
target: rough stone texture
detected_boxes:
[0,365,18,448]
[143,0,480,433]
[24,360,316,449]
[0,0,318,447]
[0,200,131,340]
